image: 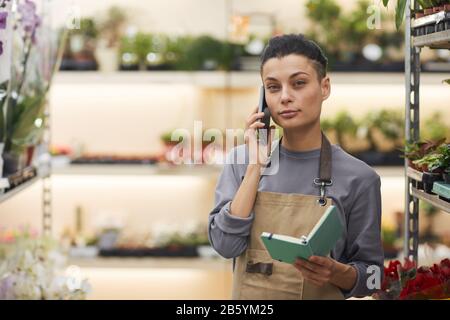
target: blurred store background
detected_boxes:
[1,0,450,300]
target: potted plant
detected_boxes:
[3,0,66,175]
[382,0,449,29]
[413,152,445,193]
[307,0,393,71]
[402,138,446,170]
[133,32,152,71]
[64,18,98,71]
[118,35,139,70]
[177,35,230,71]
[356,110,391,165]
[331,110,358,152]
[144,33,176,71]
[444,167,450,184]
[422,112,449,142]
[0,0,12,178]
[95,6,127,72]
[370,109,404,165]
[437,143,450,183]
[165,35,193,70]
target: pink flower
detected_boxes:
[0,11,7,29]
[17,0,40,43]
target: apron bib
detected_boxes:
[232,132,344,300]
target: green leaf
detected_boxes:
[10,94,46,152]
[395,0,407,30]
[383,0,390,7]
[443,79,450,85]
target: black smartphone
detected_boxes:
[258,86,271,144]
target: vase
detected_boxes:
[95,41,119,73]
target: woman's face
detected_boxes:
[261,54,330,131]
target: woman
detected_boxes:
[208,34,383,300]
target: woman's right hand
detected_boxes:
[244,106,275,167]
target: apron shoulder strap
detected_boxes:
[318,132,332,183]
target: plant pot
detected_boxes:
[415,11,425,19]
[424,8,434,15]
[2,151,26,176]
[444,173,450,184]
[25,145,36,167]
[409,161,423,172]
[422,171,442,194]
[95,46,119,73]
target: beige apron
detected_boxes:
[232,133,344,300]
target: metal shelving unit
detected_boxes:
[404,0,450,263]
[0,176,41,205]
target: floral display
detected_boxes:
[0,226,91,300]
[375,258,450,300]
[1,0,66,175]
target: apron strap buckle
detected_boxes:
[313,179,333,206]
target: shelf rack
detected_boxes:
[0,176,41,205]
[404,0,450,263]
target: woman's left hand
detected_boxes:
[294,256,337,287]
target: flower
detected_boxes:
[0,228,91,300]
[0,11,7,29]
[17,0,40,43]
[0,10,8,56]
[376,258,450,300]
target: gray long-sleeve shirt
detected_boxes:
[208,140,384,299]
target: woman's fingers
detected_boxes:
[295,259,331,278]
[294,264,329,285]
[245,112,265,129]
[248,122,265,130]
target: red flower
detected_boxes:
[379,258,450,300]
[385,260,401,280]
[401,258,416,272]
[400,267,446,299]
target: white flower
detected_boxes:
[0,274,16,300]
[0,232,91,300]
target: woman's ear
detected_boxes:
[321,76,331,101]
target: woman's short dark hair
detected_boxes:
[260,34,328,80]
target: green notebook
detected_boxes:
[260,205,343,264]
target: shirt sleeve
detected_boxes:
[207,149,255,259]
[340,175,384,299]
